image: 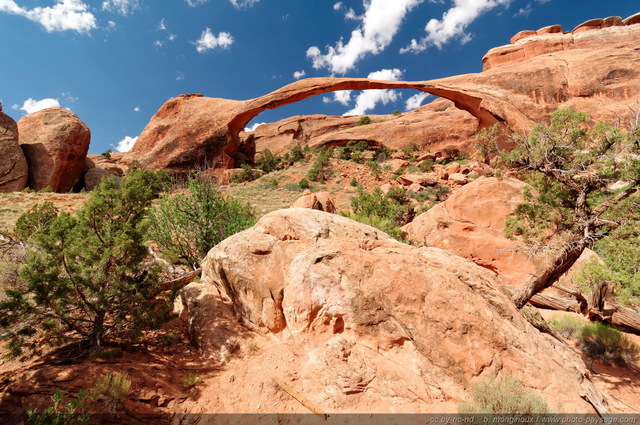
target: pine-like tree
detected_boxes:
[0,171,172,356]
[492,108,640,308]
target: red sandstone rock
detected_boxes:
[124,94,247,174]
[251,98,478,155]
[510,30,537,43]
[602,16,623,27]
[573,18,604,33]
[18,108,90,192]
[623,12,640,26]
[291,191,336,213]
[0,112,28,192]
[536,24,563,35]
[193,208,606,412]
[402,177,597,289]
[126,22,640,176]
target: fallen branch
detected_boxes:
[272,377,325,416]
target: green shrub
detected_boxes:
[230,164,260,183]
[289,145,305,163]
[95,373,130,410]
[392,110,401,116]
[149,174,256,270]
[101,149,112,159]
[306,149,333,182]
[547,315,585,338]
[182,374,202,389]
[358,116,371,125]
[349,179,358,187]
[419,159,435,172]
[1,171,172,356]
[458,376,550,414]
[346,186,414,238]
[298,178,310,190]
[255,149,281,173]
[401,142,419,157]
[579,322,638,366]
[26,388,94,425]
[373,147,392,163]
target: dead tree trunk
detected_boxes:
[512,237,591,309]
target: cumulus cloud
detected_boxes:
[293,70,306,79]
[307,0,424,74]
[154,40,163,47]
[193,27,234,52]
[344,69,403,115]
[244,122,265,132]
[19,98,61,114]
[323,90,352,106]
[115,136,138,152]
[0,0,97,33]
[402,0,512,52]
[133,107,140,112]
[405,92,431,110]
[102,0,140,15]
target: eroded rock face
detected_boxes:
[126,21,640,176]
[0,112,28,192]
[18,108,90,192]
[125,94,246,176]
[291,190,336,213]
[402,177,597,289]
[251,98,478,155]
[194,208,605,413]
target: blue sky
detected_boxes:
[0,0,637,154]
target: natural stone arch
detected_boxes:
[228,77,529,151]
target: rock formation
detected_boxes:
[0,112,28,192]
[18,108,91,192]
[125,18,640,175]
[291,190,336,213]
[250,98,478,155]
[188,208,607,413]
[402,177,598,290]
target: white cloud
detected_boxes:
[401,0,512,52]
[102,0,140,15]
[176,71,185,81]
[193,27,234,53]
[0,0,97,33]
[106,20,116,30]
[244,122,265,132]
[133,107,140,112]
[344,69,403,115]
[344,8,360,20]
[158,18,167,31]
[167,33,177,41]
[115,136,138,152]
[229,0,260,8]
[513,4,532,17]
[19,98,61,114]
[405,92,430,110]
[185,0,259,7]
[293,70,306,79]
[307,0,424,74]
[332,90,353,106]
[154,40,163,48]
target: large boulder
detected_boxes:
[402,177,598,289]
[124,94,247,176]
[0,112,28,192]
[18,108,90,192]
[192,208,606,413]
